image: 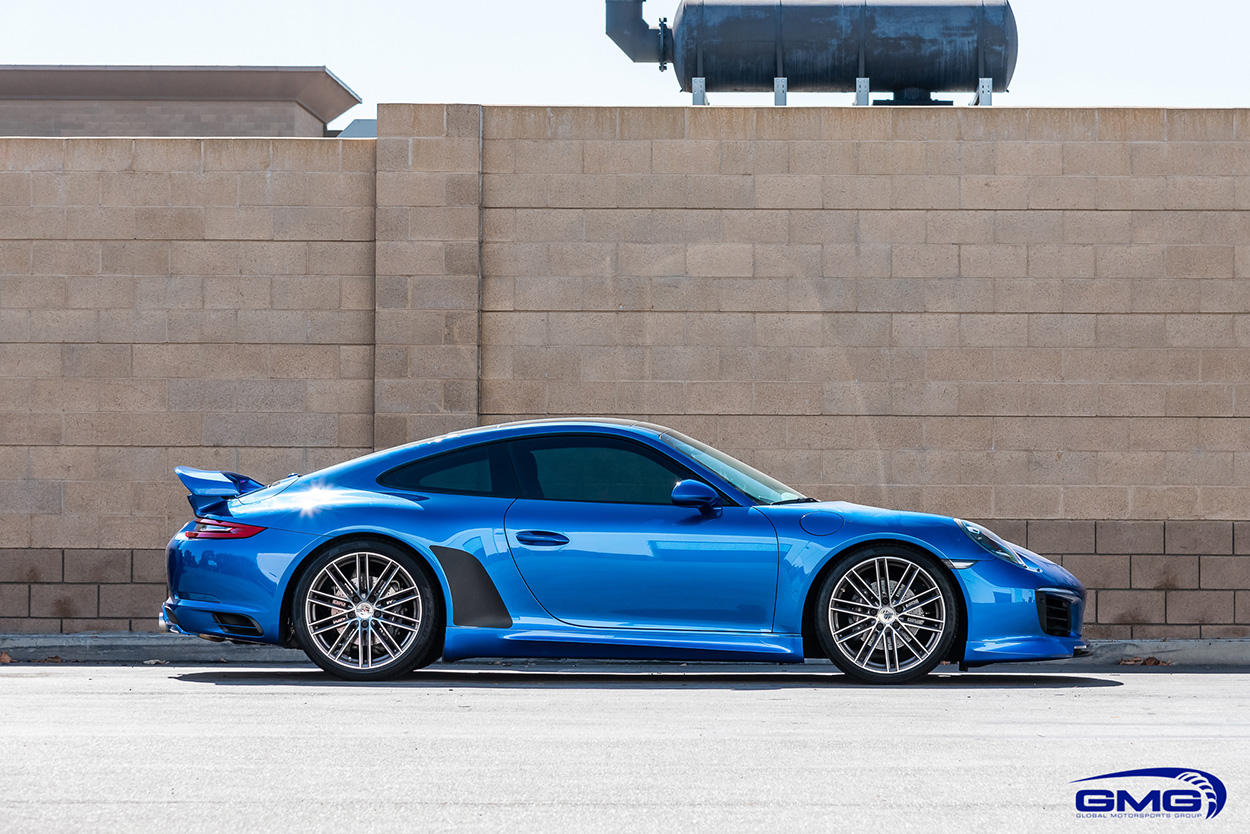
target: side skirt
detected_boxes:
[442,625,804,664]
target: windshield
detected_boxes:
[661,431,807,506]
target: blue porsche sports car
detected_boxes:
[161,418,1088,683]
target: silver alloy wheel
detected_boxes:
[827,555,947,676]
[303,550,422,671]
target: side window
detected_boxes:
[378,443,518,498]
[509,435,689,505]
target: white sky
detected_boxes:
[2,1,1247,129]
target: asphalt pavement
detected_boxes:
[3,661,1248,833]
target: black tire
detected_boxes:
[292,539,442,681]
[814,545,958,685]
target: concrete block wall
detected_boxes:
[373,104,482,448]
[3,104,1250,637]
[0,136,375,631]
[475,107,1250,523]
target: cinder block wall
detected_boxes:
[3,104,1250,639]
[462,104,1250,639]
[0,137,375,631]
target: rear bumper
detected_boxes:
[164,523,321,645]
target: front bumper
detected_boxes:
[954,554,1089,665]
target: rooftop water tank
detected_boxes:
[607,0,1018,98]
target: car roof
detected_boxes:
[315,418,682,484]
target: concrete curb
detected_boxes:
[3,632,1250,667]
[0,633,305,664]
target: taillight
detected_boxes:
[185,518,265,539]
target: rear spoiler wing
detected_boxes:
[175,466,266,515]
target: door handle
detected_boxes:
[515,530,570,547]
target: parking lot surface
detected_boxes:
[3,661,1248,833]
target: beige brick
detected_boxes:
[98,583,166,618]
[1164,520,1233,554]
[505,140,581,175]
[0,550,61,583]
[1165,177,1235,210]
[686,244,753,278]
[890,176,959,210]
[924,142,995,176]
[132,139,201,172]
[822,176,891,210]
[890,245,958,279]
[752,244,820,279]
[1027,110,1097,142]
[685,108,755,142]
[754,176,821,209]
[63,550,132,583]
[787,142,857,175]
[1134,624,1201,639]
[1095,520,1164,554]
[959,244,1026,279]
[1167,590,1234,623]
[960,176,1028,210]
[1062,143,1131,176]
[993,485,1062,518]
[1166,246,1235,279]
[1028,520,1096,555]
[1199,555,1250,589]
[647,140,717,175]
[819,245,890,280]
[1029,177,1097,210]
[1098,589,1164,624]
[1063,211,1132,245]
[1168,110,1237,141]
[30,584,97,619]
[1061,554,1128,589]
[1096,177,1167,211]
[925,211,993,245]
[582,141,651,175]
[1095,245,1164,279]
[1130,554,1199,590]
[1093,108,1164,141]
[887,109,959,141]
[0,583,30,617]
[720,141,788,175]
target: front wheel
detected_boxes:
[292,540,442,681]
[814,546,958,685]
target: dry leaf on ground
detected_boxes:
[1119,655,1171,666]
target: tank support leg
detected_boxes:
[970,77,993,106]
[774,77,787,106]
[693,77,709,106]
[855,77,870,107]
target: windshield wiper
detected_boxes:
[769,497,818,506]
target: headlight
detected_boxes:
[955,519,1027,568]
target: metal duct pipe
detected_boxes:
[606,0,672,64]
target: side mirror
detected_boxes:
[671,479,722,518]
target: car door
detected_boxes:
[502,433,779,632]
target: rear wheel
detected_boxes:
[292,540,442,681]
[814,546,958,685]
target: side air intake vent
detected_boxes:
[1036,592,1075,637]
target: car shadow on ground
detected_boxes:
[175,667,1123,690]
